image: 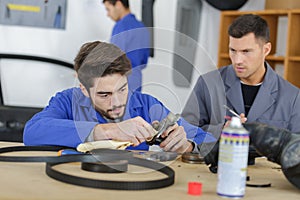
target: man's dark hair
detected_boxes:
[228,14,270,43]
[102,0,129,8]
[74,41,131,90]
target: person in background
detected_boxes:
[23,41,215,153]
[103,0,150,92]
[182,14,300,138]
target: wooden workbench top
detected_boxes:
[0,142,299,200]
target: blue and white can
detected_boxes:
[217,117,249,198]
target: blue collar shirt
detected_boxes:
[23,88,215,150]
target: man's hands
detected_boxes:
[224,113,247,127]
[93,116,193,153]
[158,123,193,153]
[93,116,155,146]
[239,113,247,123]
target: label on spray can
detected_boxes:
[217,117,249,198]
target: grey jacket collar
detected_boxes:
[224,62,278,121]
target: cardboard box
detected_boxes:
[265,0,300,9]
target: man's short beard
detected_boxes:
[99,104,126,121]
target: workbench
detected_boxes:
[0,142,299,199]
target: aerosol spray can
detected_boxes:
[217,116,249,198]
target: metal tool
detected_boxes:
[223,105,241,119]
[146,112,181,145]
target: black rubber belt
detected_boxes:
[81,161,129,173]
[0,145,175,190]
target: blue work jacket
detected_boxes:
[111,13,150,92]
[23,88,214,150]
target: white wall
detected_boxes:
[0,0,266,111]
[0,0,112,107]
[142,0,266,113]
[0,0,112,60]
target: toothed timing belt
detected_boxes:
[0,145,175,190]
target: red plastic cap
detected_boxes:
[188,182,202,196]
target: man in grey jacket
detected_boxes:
[182,14,300,139]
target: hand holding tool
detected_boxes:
[146,112,180,145]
